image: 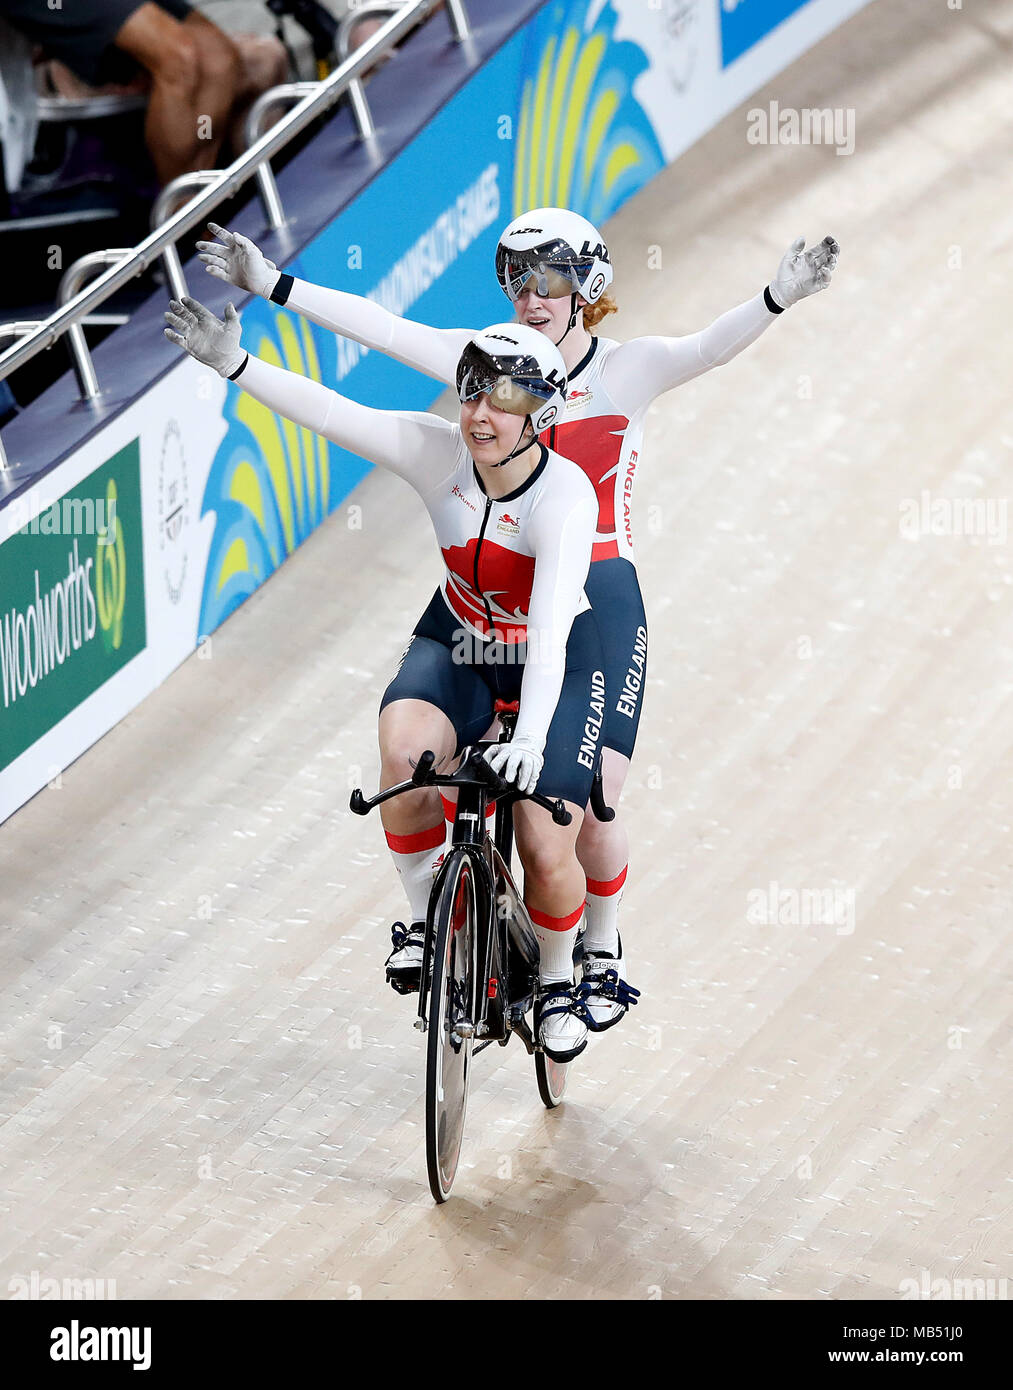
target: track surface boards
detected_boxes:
[1,0,1011,1301]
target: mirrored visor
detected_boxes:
[456,345,553,417]
[498,247,588,302]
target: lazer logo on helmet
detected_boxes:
[579,240,610,264]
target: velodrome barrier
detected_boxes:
[0,0,869,822]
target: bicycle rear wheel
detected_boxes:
[425,851,479,1202]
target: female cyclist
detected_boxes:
[164,298,624,1062]
[196,209,839,1031]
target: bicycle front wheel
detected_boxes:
[535,1050,568,1108]
[425,850,479,1203]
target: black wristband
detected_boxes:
[270,273,294,306]
[764,285,786,315]
[227,353,249,381]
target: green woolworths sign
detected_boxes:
[0,440,146,770]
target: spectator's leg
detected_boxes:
[44,60,150,100]
[114,3,238,183]
[181,16,289,157]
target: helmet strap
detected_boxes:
[553,292,581,349]
[492,416,534,469]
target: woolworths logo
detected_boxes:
[94,478,127,653]
[0,441,145,771]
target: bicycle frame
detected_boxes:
[350,732,614,1052]
[416,764,541,1052]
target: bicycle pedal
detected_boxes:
[387,973,420,996]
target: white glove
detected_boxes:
[484,735,544,795]
[196,221,281,298]
[769,234,840,309]
[163,296,246,378]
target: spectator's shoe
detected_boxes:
[385,921,426,995]
[535,982,590,1063]
[578,937,641,1031]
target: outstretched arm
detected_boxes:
[163,296,458,489]
[603,234,840,415]
[197,222,471,385]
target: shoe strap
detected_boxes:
[577,969,641,1011]
[539,985,594,1028]
[390,921,426,950]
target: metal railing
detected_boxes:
[0,0,471,471]
[338,3,409,140]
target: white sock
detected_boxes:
[385,822,446,923]
[583,865,627,955]
[528,904,585,985]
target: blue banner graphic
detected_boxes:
[719,0,813,67]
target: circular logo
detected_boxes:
[95,477,126,652]
[538,405,559,430]
[158,419,189,606]
[589,272,606,300]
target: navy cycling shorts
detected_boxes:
[585,557,648,761]
[380,591,606,808]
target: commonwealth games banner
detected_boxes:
[0,0,869,821]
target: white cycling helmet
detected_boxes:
[456,323,567,438]
[495,207,613,306]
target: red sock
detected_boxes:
[385,822,445,922]
[584,864,627,954]
[528,902,584,984]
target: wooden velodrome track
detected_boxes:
[2,0,1011,1300]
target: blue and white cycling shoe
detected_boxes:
[385,921,426,995]
[578,936,640,1031]
[535,981,591,1062]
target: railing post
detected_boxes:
[58,251,134,401]
[244,83,321,231]
[337,3,408,140]
[347,79,375,140]
[445,0,471,41]
[150,170,223,301]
